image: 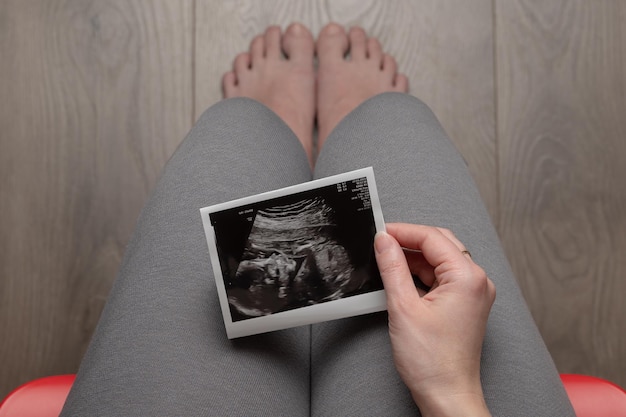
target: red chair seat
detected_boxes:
[561,374,626,417]
[0,375,75,417]
[2,373,625,416]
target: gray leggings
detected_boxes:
[61,93,575,416]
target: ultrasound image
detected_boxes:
[209,180,382,322]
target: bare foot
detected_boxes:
[223,23,316,165]
[316,23,409,150]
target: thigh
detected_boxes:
[311,92,575,416]
[62,98,313,417]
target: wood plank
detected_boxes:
[496,0,626,387]
[0,0,193,397]
[194,0,497,219]
[2,0,622,402]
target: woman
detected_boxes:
[61,23,575,416]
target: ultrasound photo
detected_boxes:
[201,168,386,338]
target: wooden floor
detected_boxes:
[1,0,624,398]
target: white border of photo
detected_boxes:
[200,167,387,339]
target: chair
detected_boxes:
[0,375,75,417]
[1,373,625,416]
[561,374,626,417]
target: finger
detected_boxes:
[374,231,421,308]
[435,227,474,262]
[435,227,462,249]
[386,223,467,265]
[401,248,436,287]
[386,223,472,284]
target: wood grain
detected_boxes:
[0,0,193,397]
[496,0,626,387]
[194,0,497,219]
[2,0,625,400]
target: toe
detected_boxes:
[234,52,251,73]
[382,54,398,77]
[250,35,265,62]
[394,73,409,92]
[316,22,348,63]
[265,26,282,59]
[282,23,314,64]
[222,72,238,98]
[348,27,367,60]
[367,37,383,65]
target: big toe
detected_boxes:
[316,23,348,63]
[282,23,314,65]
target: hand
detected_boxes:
[374,223,496,417]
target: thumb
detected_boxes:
[374,231,420,304]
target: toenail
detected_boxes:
[289,23,304,34]
[323,23,344,35]
[350,27,366,36]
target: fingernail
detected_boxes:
[374,231,394,254]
